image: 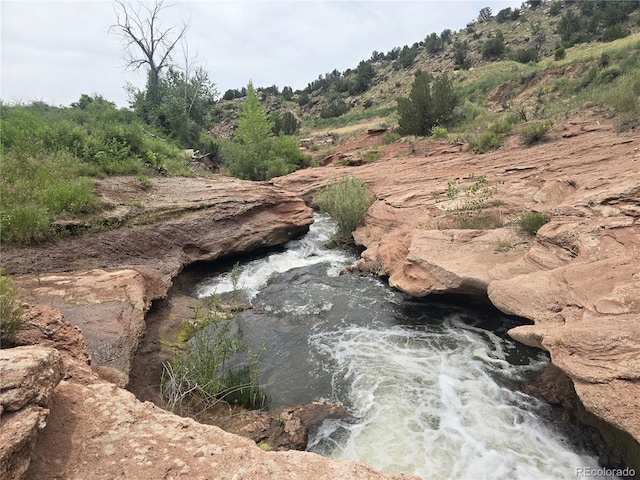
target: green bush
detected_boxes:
[470,132,502,153]
[161,297,267,414]
[601,25,629,43]
[383,132,401,144]
[510,48,539,64]
[320,95,349,119]
[519,120,553,145]
[554,47,566,61]
[313,177,374,243]
[518,211,550,233]
[397,71,460,136]
[443,175,502,229]
[597,66,623,84]
[0,270,24,344]
[222,83,309,181]
[482,32,506,59]
[490,115,521,135]
[431,126,448,139]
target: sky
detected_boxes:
[1,1,523,108]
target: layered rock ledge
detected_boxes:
[275,114,640,464]
[0,176,417,479]
[2,176,313,384]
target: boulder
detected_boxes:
[0,346,64,480]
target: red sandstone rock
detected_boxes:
[0,346,64,480]
[275,113,640,453]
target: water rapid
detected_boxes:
[195,213,610,479]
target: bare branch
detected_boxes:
[109,0,189,80]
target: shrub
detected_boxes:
[601,25,629,43]
[519,120,553,145]
[482,32,505,59]
[518,211,550,233]
[313,177,374,243]
[470,132,502,153]
[161,297,267,414]
[431,126,448,139]
[443,174,503,229]
[320,95,349,119]
[383,132,401,145]
[597,66,623,85]
[0,270,24,344]
[554,47,566,61]
[297,91,310,106]
[510,48,539,64]
[397,71,460,136]
[490,115,520,135]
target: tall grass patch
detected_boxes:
[0,100,193,244]
[0,270,24,345]
[161,296,268,417]
[313,177,374,243]
[0,150,100,244]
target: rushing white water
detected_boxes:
[196,213,612,480]
[308,320,604,479]
[196,214,354,300]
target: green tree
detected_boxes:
[479,6,492,21]
[397,71,460,136]
[453,40,470,69]
[394,45,418,70]
[298,91,310,106]
[127,65,217,146]
[223,82,308,181]
[320,94,349,119]
[282,86,294,100]
[111,0,189,115]
[349,60,376,95]
[482,31,505,59]
[424,33,444,54]
[235,82,273,145]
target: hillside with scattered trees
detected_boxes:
[1,0,639,245]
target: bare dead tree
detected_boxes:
[110,0,189,88]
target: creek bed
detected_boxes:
[192,214,610,479]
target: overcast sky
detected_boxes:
[1,1,522,108]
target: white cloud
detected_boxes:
[1,0,522,108]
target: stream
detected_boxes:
[194,213,611,479]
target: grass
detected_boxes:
[0,270,24,345]
[302,106,395,130]
[0,150,100,244]
[0,101,192,245]
[494,238,514,253]
[313,177,375,244]
[161,294,268,417]
[518,211,551,234]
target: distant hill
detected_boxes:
[208,0,640,139]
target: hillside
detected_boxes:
[209,1,640,143]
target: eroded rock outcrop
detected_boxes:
[275,114,640,462]
[2,176,313,385]
[0,346,64,480]
[0,173,415,479]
